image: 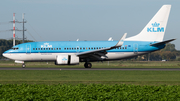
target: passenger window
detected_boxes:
[57,48,58,50]
[38,48,40,50]
[33,48,35,50]
[122,47,124,49]
[59,48,61,50]
[125,47,127,49]
[64,48,66,50]
[83,48,85,50]
[46,48,48,50]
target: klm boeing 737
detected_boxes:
[3,5,175,68]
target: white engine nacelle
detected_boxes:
[15,60,24,64]
[56,54,79,65]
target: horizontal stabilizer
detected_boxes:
[150,39,176,46]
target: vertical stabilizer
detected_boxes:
[125,5,171,42]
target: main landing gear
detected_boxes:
[84,62,92,68]
[22,63,26,68]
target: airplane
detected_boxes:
[3,5,175,68]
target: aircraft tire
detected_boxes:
[87,63,92,68]
[84,63,92,68]
[84,63,87,68]
[22,64,26,68]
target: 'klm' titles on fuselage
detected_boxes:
[41,43,52,48]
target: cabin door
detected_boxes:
[26,44,31,54]
[133,43,138,54]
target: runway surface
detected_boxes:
[0,67,180,71]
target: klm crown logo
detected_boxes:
[62,57,67,63]
[152,22,160,27]
[147,22,164,32]
[62,57,67,61]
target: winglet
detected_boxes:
[115,33,127,47]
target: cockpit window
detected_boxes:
[12,47,19,50]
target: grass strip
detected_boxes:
[0,70,180,85]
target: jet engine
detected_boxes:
[55,54,79,65]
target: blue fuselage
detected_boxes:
[3,40,165,62]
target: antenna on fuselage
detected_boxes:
[76,39,79,41]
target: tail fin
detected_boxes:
[125,5,171,42]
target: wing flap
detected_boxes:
[76,47,110,56]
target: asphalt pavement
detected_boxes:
[0,67,180,71]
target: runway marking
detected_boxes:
[0,67,180,71]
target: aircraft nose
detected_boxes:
[2,50,10,58]
[2,53,13,60]
[2,53,7,58]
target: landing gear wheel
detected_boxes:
[84,63,92,68]
[22,64,26,68]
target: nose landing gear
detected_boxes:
[84,62,92,68]
[22,63,26,68]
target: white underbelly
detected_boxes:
[5,52,148,61]
[6,53,76,61]
[106,52,148,60]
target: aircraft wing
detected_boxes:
[76,33,127,60]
